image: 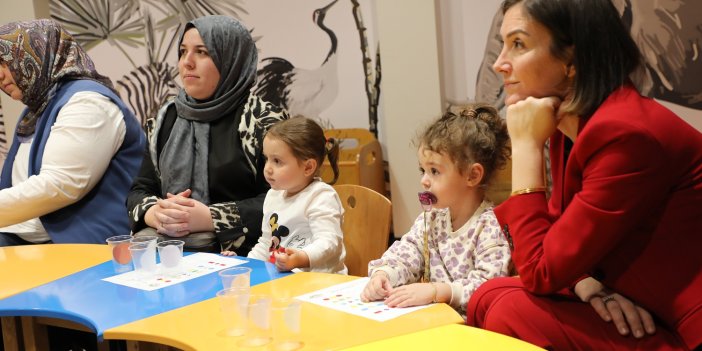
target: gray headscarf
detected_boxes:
[158,15,258,204]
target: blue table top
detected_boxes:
[0,254,288,338]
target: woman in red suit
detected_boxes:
[466,0,702,350]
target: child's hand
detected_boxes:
[269,247,286,263]
[361,271,392,302]
[221,250,236,256]
[384,282,435,308]
[273,247,309,272]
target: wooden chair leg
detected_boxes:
[97,339,111,351]
[126,340,142,351]
[1,316,21,351]
[20,316,49,351]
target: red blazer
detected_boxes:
[495,85,702,350]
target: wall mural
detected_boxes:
[475,0,702,112]
[49,0,381,134]
[256,1,339,119]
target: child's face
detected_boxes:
[417,147,470,210]
[263,136,314,197]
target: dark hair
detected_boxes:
[501,0,642,118]
[265,117,340,184]
[416,103,511,186]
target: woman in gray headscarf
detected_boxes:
[127,15,288,254]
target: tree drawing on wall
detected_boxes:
[50,0,143,66]
[351,0,381,137]
[49,0,247,125]
[476,0,702,111]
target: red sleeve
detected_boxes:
[495,120,669,294]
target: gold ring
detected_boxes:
[601,295,616,304]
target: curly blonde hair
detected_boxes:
[415,103,511,186]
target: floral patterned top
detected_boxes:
[368,200,511,317]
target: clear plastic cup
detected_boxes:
[218,267,251,289]
[130,235,159,249]
[271,298,304,351]
[105,235,133,273]
[157,240,185,276]
[128,242,157,277]
[238,294,272,348]
[217,287,250,337]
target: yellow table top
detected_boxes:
[104,272,465,350]
[344,324,544,350]
[0,244,111,299]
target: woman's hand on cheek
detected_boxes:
[506,96,560,148]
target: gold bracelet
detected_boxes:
[430,283,438,303]
[511,186,547,196]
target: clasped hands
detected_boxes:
[360,271,438,308]
[144,189,214,237]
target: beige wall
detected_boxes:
[438,0,503,103]
[659,100,702,132]
[374,0,443,235]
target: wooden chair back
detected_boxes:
[486,156,512,205]
[321,129,386,196]
[334,184,392,276]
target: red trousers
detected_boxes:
[467,277,692,351]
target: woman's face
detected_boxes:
[493,3,573,106]
[0,63,23,101]
[178,28,220,100]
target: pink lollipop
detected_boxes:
[418,191,437,212]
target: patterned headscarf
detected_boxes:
[157,16,258,204]
[0,19,114,137]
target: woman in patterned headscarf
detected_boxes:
[127,15,288,254]
[0,19,145,245]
